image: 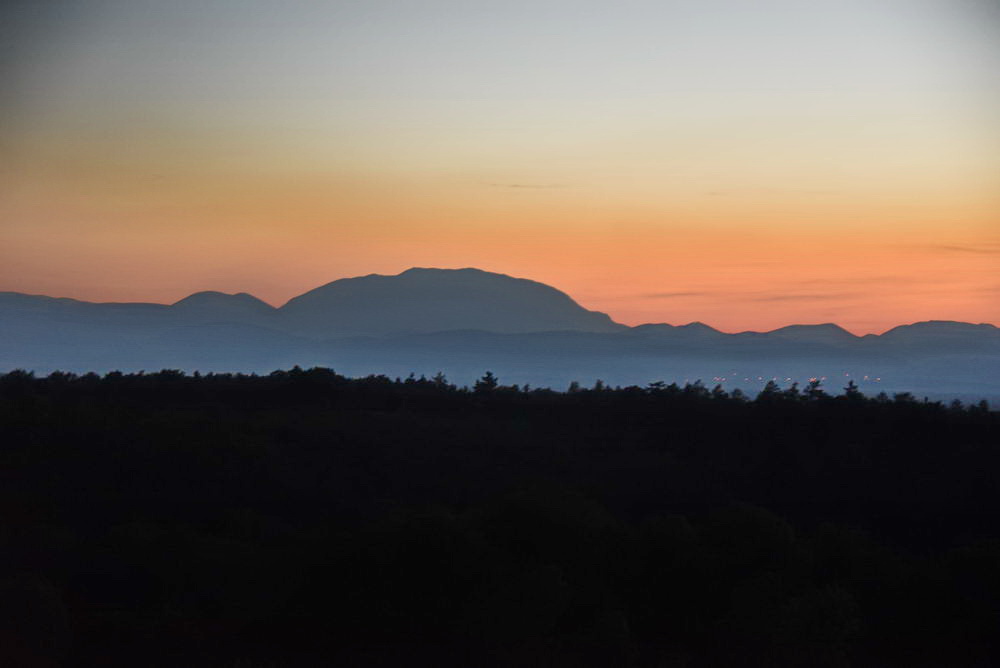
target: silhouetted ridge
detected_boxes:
[169,291,277,325]
[881,320,999,338]
[679,321,722,334]
[171,291,273,312]
[628,322,724,339]
[172,291,272,309]
[767,323,858,344]
[2,272,999,400]
[0,292,108,310]
[279,267,625,337]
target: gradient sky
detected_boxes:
[2,0,998,333]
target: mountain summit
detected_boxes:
[279,267,626,337]
[171,291,276,324]
[1,268,998,400]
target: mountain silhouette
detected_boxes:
[627,322,726,341]
[171,291,277,324]
[880,320,999,340]
[766,323,859,346]
[1,270,998,402]
[278,267,625,337]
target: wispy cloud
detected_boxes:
[928,243,1000,255]
[750,292,861,303]
[798,275,909,286]
[638,290,863,302]
[641,291,710,299]
[484,182,569,189]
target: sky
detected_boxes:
[2,0,998,334]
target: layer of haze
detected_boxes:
[2,0,998,333]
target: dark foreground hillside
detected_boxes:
[1,369,998,667]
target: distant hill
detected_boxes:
[766,323,859,346]
[2,268,624,338]
[171,291,277,325]
[278,267,625,337]
[1,270,998,402]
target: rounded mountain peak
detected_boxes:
[173,290,270,307]
[170,291,275,324]
[768,323,858,342]
[279,267,625,338]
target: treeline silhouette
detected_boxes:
[1,367,998,667]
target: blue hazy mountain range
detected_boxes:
[2,267,998,402]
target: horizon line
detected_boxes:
[4,277,996,339]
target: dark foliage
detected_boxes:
[1,367,998,666]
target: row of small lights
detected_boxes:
[701,373,883,384]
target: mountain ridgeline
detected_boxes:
[1,267,998,402]
[280,268,624,337]
[0,268,621,337]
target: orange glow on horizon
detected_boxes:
[3,7,998,336]
[3,188,996,336]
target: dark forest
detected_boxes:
[2,368,998,667]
